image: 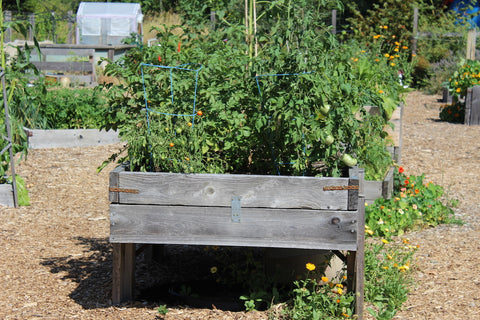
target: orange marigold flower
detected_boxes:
[321,276,329,283]
[415,189,420,194]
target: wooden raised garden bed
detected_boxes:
[351,166,395,205]
[109,164,365,317]
[24,128,121,149]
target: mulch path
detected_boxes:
[0,90,479,319]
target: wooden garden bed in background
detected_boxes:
[24,128,121,149]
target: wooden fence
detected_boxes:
[27,43,135,86]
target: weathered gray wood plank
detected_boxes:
[110,169,358,210]
[110,204,359,250]
[31,61,93,72]
[26,128,121,149]
[112,243,135,305]
[31,48,94,57]
[465,86,480,125]
[0,184,14,207]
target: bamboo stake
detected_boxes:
[253,0,258,57]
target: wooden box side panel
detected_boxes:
[109,169,358,211]
[110,204,359,251]
[0,184,14,207]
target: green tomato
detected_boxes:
[341,153,357,167]
[319,104,331,116]
[324,134,334,146]
[176,128,183,134]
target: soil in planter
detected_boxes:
[139,280,247,311]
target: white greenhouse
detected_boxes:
[76,2,143,45]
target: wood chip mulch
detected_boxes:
[0,91,479,319]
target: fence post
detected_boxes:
[467,28,476,60]
[331,9,337,34]
[4,11,12,43]
[67,11,74,44]
[28,14,35,41]
[412,7,418,56]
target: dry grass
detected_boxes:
[142,11,183,45]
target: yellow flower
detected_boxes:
[306,263,316,271]
[394,48,399,52]
[342,275,347,280]
[336,283,344,288]
[384,53,390,57]
[382,266,389,269]
[210,266,218,274]
[321,276,329,283]
[378,90,384,94]
[387,254,393,260]
[391,62,396,66]
[456,88,461,93]
[382,239,389,244]
[402,46,408,49]
[384,25,389,29]
[412,54,417,57]
[337,287,343,295]
[366,229,374,235]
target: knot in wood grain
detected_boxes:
[205,187,215,195]
[331,217,341,225]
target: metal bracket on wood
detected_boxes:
[231,196,241,222]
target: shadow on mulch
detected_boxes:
[39,238,268,311]
[40,237,115,309]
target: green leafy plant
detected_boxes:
[447,59,480,99]
[36,87,107,129]
[439,100,465,123]
[156,304,169,315]
[287,265,355,319]
[99,13,403,179]
[365,166,460,239]
[363,236,418,319]
[0,1,39,205]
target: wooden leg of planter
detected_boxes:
[112,243,136,305]
[347,251,364,320]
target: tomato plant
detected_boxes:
[100,3,402,178]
